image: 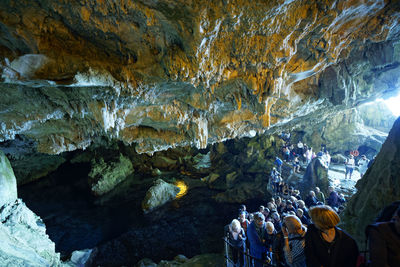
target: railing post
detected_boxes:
[224,236,229,267]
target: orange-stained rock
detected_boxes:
[0,0,399,154]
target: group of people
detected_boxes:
[225,134,398,266]
[226,201,359,267]
[226,198,400,267]
[344,154,371,179]
[226,162,355,267]
[276,138,331,175]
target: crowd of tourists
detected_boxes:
[225,133,399,267]
[226,190,400,267]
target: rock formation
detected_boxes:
[342,116,400,245]
[0,150,62,266]
[0,149,17,207]
[299,156,329,196]
[0,0,400,265]
[142,179,180,213]
[0,1,399,156]
[88,153,133,196]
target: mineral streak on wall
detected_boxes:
[1,0,400,154]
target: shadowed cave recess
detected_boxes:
[1,0,400,266]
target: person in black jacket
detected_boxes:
[305,205,359,267]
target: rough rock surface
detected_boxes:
[0,149,17,207]
[0,199,61,266]
[299,157,329,197]
[88,153,134,196]
[142,179,180,213]
[0,1,399,156]
[0,152,62,266]
[342,117,400,245]
[0,137,67,185]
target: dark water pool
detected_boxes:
[18,162,243,265]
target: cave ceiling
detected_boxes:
[0,0,400,154]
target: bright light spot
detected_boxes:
[381,94,400,116]
[175,181,188,199]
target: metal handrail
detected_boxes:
[223,237,276,267]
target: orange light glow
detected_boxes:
[175,181,188,199]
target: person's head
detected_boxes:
[309,205,340,231]
[264,207,270,215]
[266,221,275,234]
[253,212,265,228]
[296,208,304,218]
[350,154,354,159]
[239,211,246,221]
[259,205,265,212]
[271,212,280,222]
[248,213,254,222]
[230,219,241,233]
[309,190,315,197]
[297,200,305,208]
[290,196,297,203]
[283,215,304,234]
[240,204,246,211]
[328,186,334,193]
[315,187,320,193]
[362,155,366,159]
[275,196,281,205]
[267,202,275,210]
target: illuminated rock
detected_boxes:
[88,154,134,196]
[0,1,399,156]
[0,149,17,207]
[0,154,61,266]
[141,179,180,213]
[0,200,61,266]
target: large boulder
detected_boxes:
[142,179,180,213]
[0,199,61,266]
[299,156,329,197]
[88,154,134,196]
[0,149,17,207]
[342,117,400,245]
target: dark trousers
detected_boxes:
[231,246,245,266]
